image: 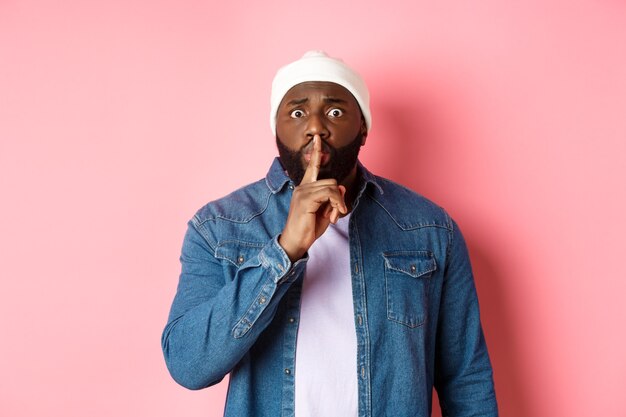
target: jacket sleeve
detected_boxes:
[434,218,498,416]
[161,216,306,390]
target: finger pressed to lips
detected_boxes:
[302,135,331,164]
[301,135,322,183]
[304,152,330,164]
[298,136,347,215]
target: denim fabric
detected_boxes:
[162,158,498,417]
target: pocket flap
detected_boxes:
[383,251,436,278]
[216,240,265,267]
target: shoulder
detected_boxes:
[193,178,274,225]
[192,158,291,225]
[364,174,452,231]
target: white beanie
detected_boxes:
[270,50,371,135]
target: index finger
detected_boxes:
[301,135,322,184]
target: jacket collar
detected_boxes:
[264,158,291,193]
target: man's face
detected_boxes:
[275,81,367,185]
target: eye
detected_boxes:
[327,108,343,118]
[290,109,305,118]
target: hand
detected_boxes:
[278,135,348,262]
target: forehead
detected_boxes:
[279,81,358,107]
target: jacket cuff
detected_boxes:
[259,235,308,284]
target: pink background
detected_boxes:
[1,1,625,416]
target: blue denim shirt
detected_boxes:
[162,158,498,417]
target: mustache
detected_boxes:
[276,131,363,184]
[300,139,332,154]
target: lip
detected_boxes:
[304,152,330,165]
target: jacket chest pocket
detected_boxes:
[383,251,436,328]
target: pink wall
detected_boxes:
[1,1,625,416]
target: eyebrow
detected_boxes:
[285,97,348,107]
[286,98,308,107]
[323,97,348,104]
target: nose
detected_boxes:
[305,113,329,140]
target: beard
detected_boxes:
[276,132,364,185]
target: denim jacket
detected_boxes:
[162,158,498,417]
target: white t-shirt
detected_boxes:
[294,214,358,417]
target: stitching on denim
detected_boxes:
[386,313,426,328]
[366,193,452,231]
[384,256,430,328]
[351,215,372,416]
[264,172,290,194]
[382,251,437,277]
[445,211,453,274]
[258,246,268,270]
[194,187,274,224]
[217,239,266,248]
[368,176,448,210]
[215,239,265,267]
[191,215,216,253]
[351,168,382,212]
[357,162,384,195]
[273,237,292,275]
[260,238,296,284]
[231,280,274,339]
[212,189,273,223]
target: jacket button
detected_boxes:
[237,255,244,264]
[288,317,295,323]
[259,296,267,304]
[285,368,291,375]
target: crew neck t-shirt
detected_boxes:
[294,214,358,417]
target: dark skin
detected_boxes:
[276,81,368,262]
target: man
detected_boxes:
[162,51,498,417]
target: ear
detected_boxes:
[360,117,368,146]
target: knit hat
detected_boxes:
[270,50,371,135]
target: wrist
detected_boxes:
[278,233,306,263]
